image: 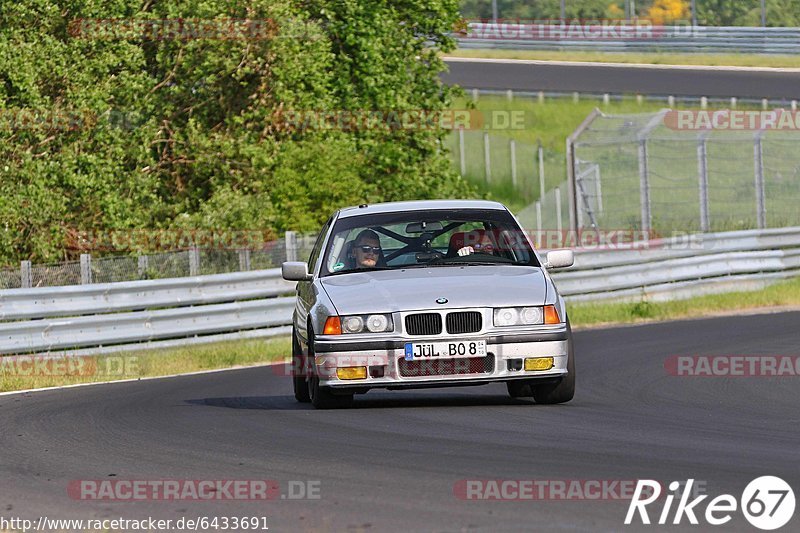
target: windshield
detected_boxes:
[320,208,540,277]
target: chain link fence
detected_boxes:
[569,109,800,234]
[0,233,316,290]
[443,127,564,210]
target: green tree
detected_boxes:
[0,0,472,265]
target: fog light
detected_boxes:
[336,366,367,380]
[524,357,554,371]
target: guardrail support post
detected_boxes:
[458,127,466,176]
[483,133,491,182]
[189,247,200,276]
[238,249,252,271]
[137,255,149,279]
[20,260,32,288]
[754,131,767,229]
[80,254,92,284]
[510,139,517,188]
[285,231,298,262]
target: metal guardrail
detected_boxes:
[456,24,800,54]
[0,227,798,356]
[0,269,295,320]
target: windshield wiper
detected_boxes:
[327,266,392,276]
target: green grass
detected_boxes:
[447,49,800,68]
[569,276,800,327]
[0,336,290,393]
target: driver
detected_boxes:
[351,229,382,268]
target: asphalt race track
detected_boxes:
[443,58,800,99]
[1,311,798,532]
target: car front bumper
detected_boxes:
[312,329,570,389]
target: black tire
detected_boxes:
[292,327,310,403]
[532,322,575,405]
[506,380,532,398]
[306,330,354,409]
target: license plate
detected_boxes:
[404,340,486,360]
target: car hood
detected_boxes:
[320,266,547,315]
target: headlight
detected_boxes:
[493,306,558,326]
[342,316,364,334]
[366,314,390,333]
[339,314,393,334]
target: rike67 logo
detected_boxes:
[625,477,795,530]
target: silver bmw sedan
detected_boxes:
[282,200,575,408]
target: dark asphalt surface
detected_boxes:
[1,311,798,532]
[443,58,800,99]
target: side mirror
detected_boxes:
[282,261,313,281]
[544,249,574,269]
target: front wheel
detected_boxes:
[531,323,575,405]
[306,331,353,409]
[292,327,310,403]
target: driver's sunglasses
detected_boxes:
[357,245,381,254]
[474,242,494,250]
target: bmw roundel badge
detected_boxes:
[436,297,448,304]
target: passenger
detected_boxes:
[458,232,495,256]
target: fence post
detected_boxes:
[638,139,652,233]
[566,108,602,232]
[538,140,545,202]
[285,231,298,262]
[535,201,542,247]
[472,88,479,102]
[458,127,466,176]
[634,109,667,234]
[20,260,32,288]
[697,133,710,232]
[594,165,603,213]
[555,186,563,235]
[137,255,149,279]
[189,247,200,276]
[483,132,491,182]
[80,254,92,284]
[506,89,513,101]
[238,249,251,271]
[510,139,517,188]
[754,131,767,229]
